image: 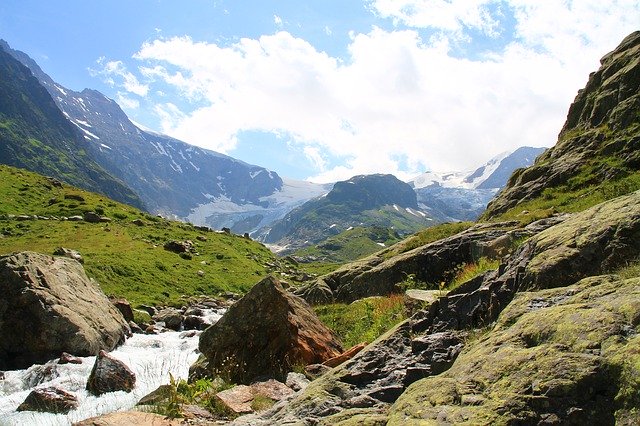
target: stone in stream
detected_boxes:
[86,350,136,396]
[17,387,78,414]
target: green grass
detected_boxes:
[314,294,407,348]
[447,257,500,291]
[294,226,403,263]
[384,221,474,258]
[0,165,280,307]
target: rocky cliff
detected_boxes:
[484,31,640,219]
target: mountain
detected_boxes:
[411,147,546,221]
[0,46,144,209]
[483,31,640,220]
[265,174,434,251]
[1,40,325,233]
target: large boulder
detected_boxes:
[86,350,136,395]
[0,252,130,370]
[193,276,343,384]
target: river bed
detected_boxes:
[0,309,224,426]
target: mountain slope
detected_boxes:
[483,31,640,220]
[0,164,290,306]
[0,46,143,209]
[265,174,434,251]
[1,40,325,232]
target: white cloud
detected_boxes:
[274,15,283,27]
[116,92,140,110]
[125,1,639,183]
[369,0,502,37]
[91,57,149,97]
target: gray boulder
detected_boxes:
[0,252,130,370]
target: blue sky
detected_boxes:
[1,1,639,182]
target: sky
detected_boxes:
[1,1,639,183]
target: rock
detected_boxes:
[388,275,640,424]
[0,252,130,370]
[484,31,640,218]
[17,387,78,414]
[163,240,194,253]
[286,372,310,392]
[183,315,207,330]
[131,219,145,226]
[216,385,254,415]
[67,215,83,221]
[83,212,102,223]
[304,363,332,379]
[153,308,183,331]
[323,342,368,368]
[23,361,59,387]
[53,247,84,263]
[136,384,173,405]
[297,226,514,303]
[73,411,183,426]
[86,350,136,396]
[58,352,83,365]
[216,379,295,416]
[128,321,144,334]
[109,297,134,323]
[194,276,343,384]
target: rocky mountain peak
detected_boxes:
[327,174,418,210]
[562,30,640,135]
[483,31,640,218]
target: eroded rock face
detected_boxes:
[484,31,640,218]
[0,252,130,370]
[233,191,640,425]
[86,350,136,396]
[388,275,640,424]
[193,276,343,384]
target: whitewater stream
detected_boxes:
[0,309,224,426]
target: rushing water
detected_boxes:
[0,309,224,426]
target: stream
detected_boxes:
[0,309,224,426]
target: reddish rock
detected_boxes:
[194,276,343,384]
[215,379,294,415]
[17,387,78,414]
[323,342,368,368]
[59,352,83,365]
[86,350,136,396]
[73,411,182,425]
[109,298,134,323]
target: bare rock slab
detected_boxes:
[17,386,78,414]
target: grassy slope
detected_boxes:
[0,165,279,306]
[293,226,403,263]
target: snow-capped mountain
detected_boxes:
[411,147,546,221]
[2,40,326,233]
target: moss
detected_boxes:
[388,275,640,424]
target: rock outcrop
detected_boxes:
[193,276,343,384]
[484,31,640,218]
[296,221,543,304]
[230,191,640,425]
[0,251,130,370]
[86,350,136,396]
[388,275,640,424]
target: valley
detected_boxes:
[0,19,638,426]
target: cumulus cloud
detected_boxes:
[91,57,149,97]
[122,1,638,182]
